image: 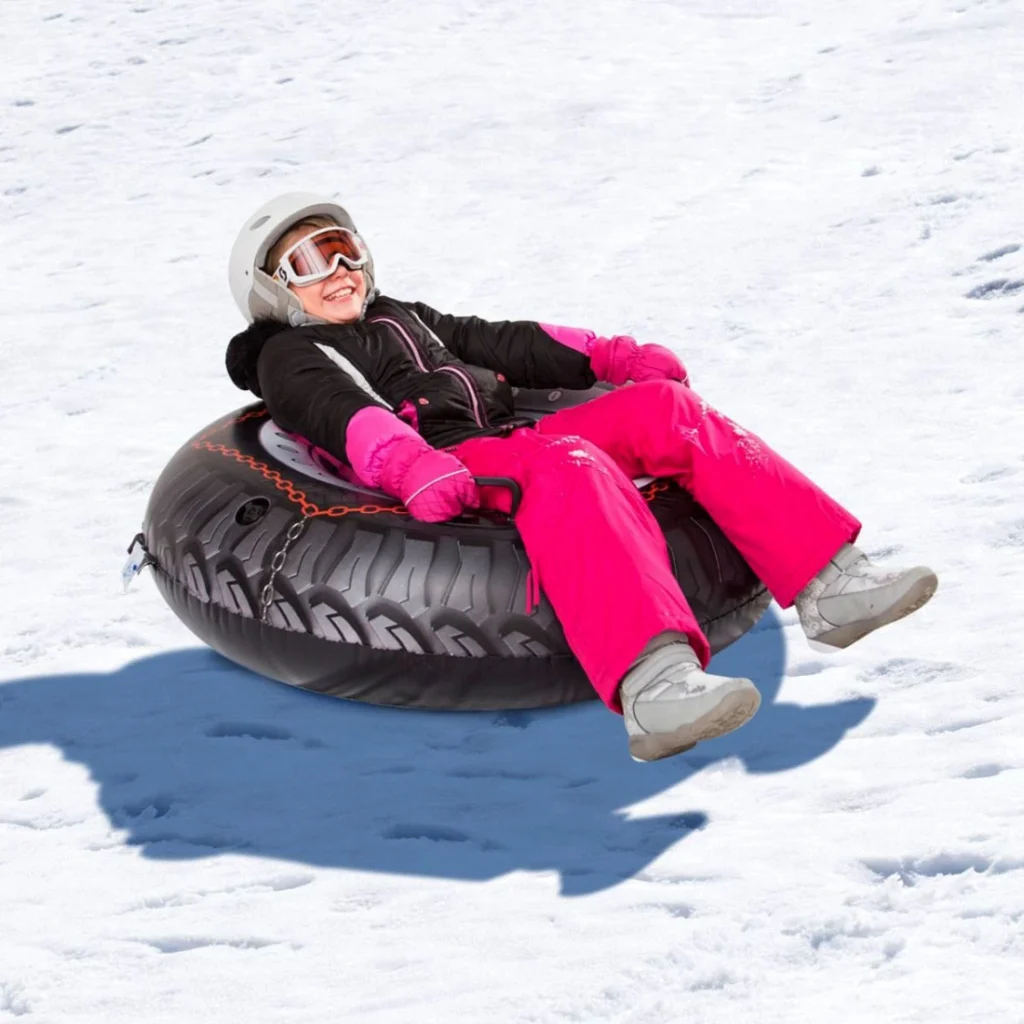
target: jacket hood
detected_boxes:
[225,317,293,396]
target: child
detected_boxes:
[226,192,938,762]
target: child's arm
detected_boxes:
[405,302,595,389]
[406,301,687,388]
[256,333,477,520]
[256,331,391,469]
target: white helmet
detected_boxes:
[228,192,377,324]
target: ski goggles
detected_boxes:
[273,226,370,287]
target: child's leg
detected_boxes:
[537,381,861,607]
[452,428,708,711]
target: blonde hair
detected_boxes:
[264,215,339,275]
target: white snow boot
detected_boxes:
[795,543,938,651]
[619,641,761,763]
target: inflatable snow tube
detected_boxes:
[138,386,771,710]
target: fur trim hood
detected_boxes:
[225,318,293,396]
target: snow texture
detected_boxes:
[2,0,1023,1021]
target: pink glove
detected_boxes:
[589,335,689,387]
[378,435,479,523]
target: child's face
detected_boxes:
[288,263,368,324]
[272,222,369,323]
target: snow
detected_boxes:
[2,0,1023,1020]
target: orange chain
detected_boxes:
[192,408,407,518]
[639,479,670,502]
[195,406,665,517]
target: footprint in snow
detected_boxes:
[964,279,1024,299]
[862,851,1024,885]
[961,763,1010,779]
[960,465,1017,484]
[926,717,999,735]
[139,936,284,954]
[977,243,1020,263]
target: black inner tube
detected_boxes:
[141,393,770,710]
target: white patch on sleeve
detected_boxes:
[315,343,393,409]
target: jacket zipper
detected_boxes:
[369,316,430,372]
[369,315,487,428]
[437,366,487,428]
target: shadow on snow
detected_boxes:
[0,608,872,895]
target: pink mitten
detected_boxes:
[589,335,689,387]
[378,436,479,523]
[344,407,479,522]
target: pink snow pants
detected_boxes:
[451,381,861,712]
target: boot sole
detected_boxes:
[628,681,761,763]
[810,568,939,652]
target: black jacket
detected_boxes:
[225,295,598,460]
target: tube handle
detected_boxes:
[472,476,522,517]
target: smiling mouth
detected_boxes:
[325,285,356,301]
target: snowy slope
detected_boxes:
[2,0,1023,1020]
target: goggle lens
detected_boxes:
[276,227,369,285]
